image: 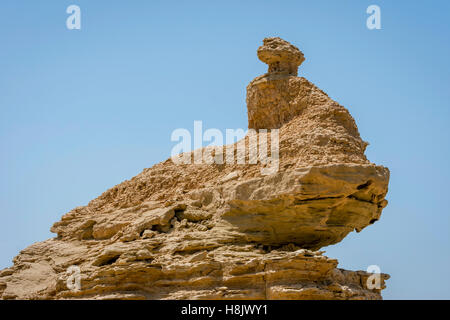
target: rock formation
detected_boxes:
[0,37,390,300]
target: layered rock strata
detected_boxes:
[0,37,390,300]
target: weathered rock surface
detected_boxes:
[0,37,390,300]
[257,37,305,76]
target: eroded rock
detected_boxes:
[0,37,390,300]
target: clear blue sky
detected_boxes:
[1,1,449,299]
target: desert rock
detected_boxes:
[0,37,390,300]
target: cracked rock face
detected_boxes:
[0,37,390,300]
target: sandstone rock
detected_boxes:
[0,37,390,300]
[257,37,305,76]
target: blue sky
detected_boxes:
[1,1,449,299]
